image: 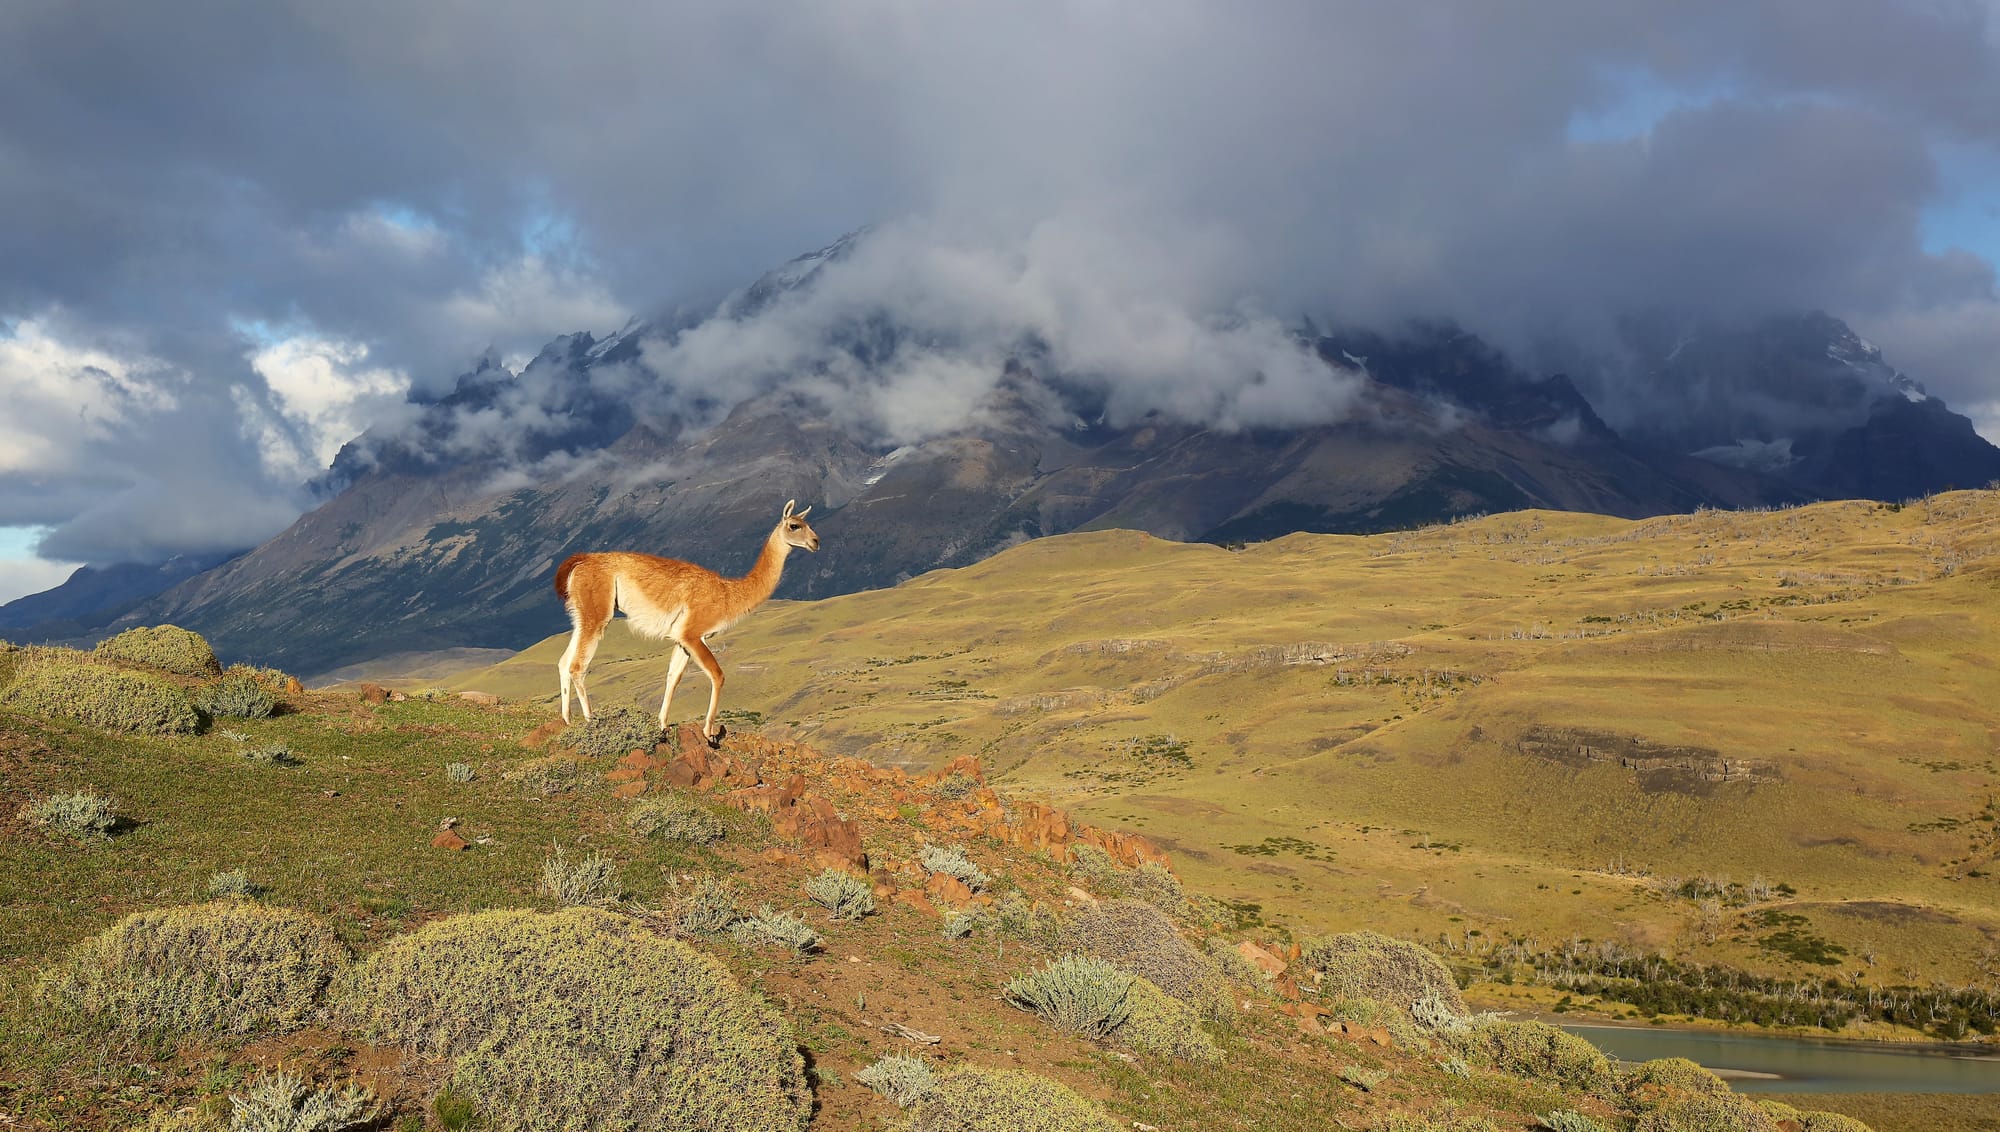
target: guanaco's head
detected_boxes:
[779,499,820,552]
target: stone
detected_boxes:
[615,749,658,772]
[925,872,975,908]
[358,683,389,705]
[604,767,644,785]
[894,890,937,916]
[1237,941,1288,978]
[521,720,566,750]
[430,830,469,851]
[612,779,647,799]
[1065,886,1099,906]
[457,690,500,706]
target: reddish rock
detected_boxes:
[760,847,799,867]
[663,761,699,789]
[358,683,389,705]
[925,872,975,908]
[1237,941,1287,978]
[430,830,469,851]
[521,721,566,750]
[612,779,647,799]
[615,749,659,772]
[1296,1014,1325,1036]
[1338,1021,1394,1047]
[605,767,644,785]
[458,690,500,706]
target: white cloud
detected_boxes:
[247,336,410,478]
[0,319,179,475]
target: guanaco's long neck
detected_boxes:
[722,528,791,617]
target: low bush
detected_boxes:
[446,761,475,783]
[1632,1091,1783,1132]
[94,625,221,677]
[855,1054,937,1108]
[565,707,661,760]
[1537,1113,1611,1132]
[1460,1018,1614,1094]
[1122,861,1191,916]
[1326,995,1427,1050]
[921,844,991,892]
[39,901,346,1037]
[1302,931,1468,1022]
[206,868,261,899]
[933,771,978,800]
[336,907,809,1132]
[908,1067,1120,1132]
[942,911,984,940]
[626,795,724,843]
[804,869,874,921]
[20,791,118,839]
[1003,954,1134,1040]
[1068,843,1121,890]
[1059,899,1229,1020]
[1206,935,1271,987]
[227,1071,378,1132]
[243,743,299,767]
[1120,976,1222,1062]
[2,654,201,734]
[729,906,823,954]
[538,845,621,907]
[1378,1116,1501,1132]
[1623,1056,1730,1103]
[662,875,740,936]
[506,755,583,795]
[197,672,276,720]
[994,893,1059,947]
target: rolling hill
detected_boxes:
[458,490,2000,988]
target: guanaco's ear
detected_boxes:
[795,504,812,519]
[783,499,796,518]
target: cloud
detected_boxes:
[3,0,2000,569]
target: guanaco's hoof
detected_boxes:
[705,724,726,749]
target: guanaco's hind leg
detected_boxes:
[680,634,727,746]
[657,645,691,730]
[558,572,615,724]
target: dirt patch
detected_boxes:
[1515,726,1778,796]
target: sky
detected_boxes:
[3,0,2000,603]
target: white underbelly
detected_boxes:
[617,587,687,641]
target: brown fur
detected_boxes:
[555,500,819,742]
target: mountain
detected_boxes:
[70,238,2000,677]
[0,549,245,641]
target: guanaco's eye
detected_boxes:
[788,522,800,529]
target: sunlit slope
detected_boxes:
[460,492,2000,980]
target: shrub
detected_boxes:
[506,755,583,795]
[39,901,346,1037]
[909,1067,1120,1132]
[729,906,822,954]
[934,772,977,799]
[446,762,475,783]
[625,795,724,843]
[1796,1113,1874,1132]
[431,1086,480,1131]
[95,625,221,677]
[1378,1116,1500,1132]
[662,874,739,935]
[20,791,118,839]
[538,845,620,907]
[136,1108,221,1131]
[1632,1092,1782,1132]
[1339,1065,1389,1091]
[1059,899,1229,1020]
[1622,1057,1730,1103]
[1122,862,1191,917]
[804,869,875,921]
[1538,1112,1612,1132]
[1068,843,1121,890]
[942,911,984,940]
[1301,931,1467,1022]
[227,1071,377,1132]
[1003,954,1134,1040]
[243,743,299,767]
[1206,935,1271,987]
[1460,1018,1613,1094]
[995,893,1059,946]
[198,672,276,720]
[335,907,809,1132]
[921,844,991,891]
[1120,976,1222,1063]
[855,1054,937,1108]
[2,654,201,734]
[207,868,261,899]
[1412,988,1472,1036]
[564,707,661,760]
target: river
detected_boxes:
[1562,1023,2000,1094]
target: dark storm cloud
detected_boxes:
[2,0,1999,570]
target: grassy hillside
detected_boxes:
[5,645,1899,1131]
[460,491,2000,996]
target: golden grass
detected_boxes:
[458,492,2000,985]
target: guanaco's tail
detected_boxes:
[554,553,587,605]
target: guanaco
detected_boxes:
[553,499,820,745]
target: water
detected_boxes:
[1562,1023,2000,1094]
